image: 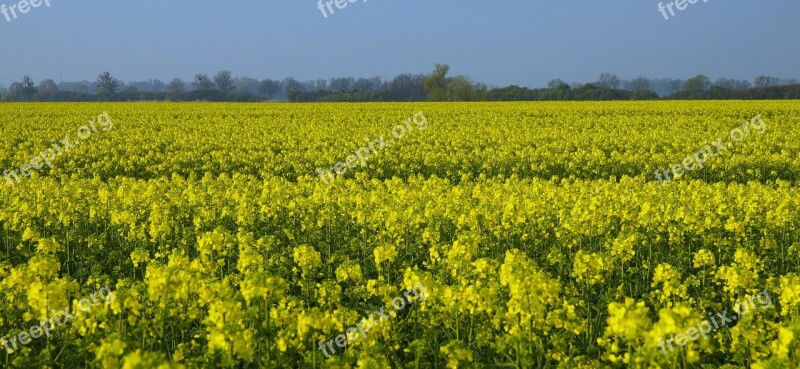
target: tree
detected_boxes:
[542,79,571,99]
[7,76,38,101]
[8,82,22,101]
[713,78,736,90]
[627,76,650,92]
[37,79,59,100]
[194,74,214,90]
[214,70,234,93]
[299,81,316,93]
[281,78,303,95]
[369,76,384,90]
[596,73,621,89]
[712,78,750,90]
[313,79,328,91]
[120,84,138,95]
[683,75,711,94]
[388,74,426,101]
[354,78,373,91]
[18,75,37,101]
[58,81,91,94]
[754,75,781,88]
[424,64,450,101]
[166,79,186,96]
[151,79,166,93]
[447,75,477,101]
[235,77,260,95]
[666,79,683,94]
[547,79,567,89]
[259,79,281,99]
[96,72,119,99]
[329,77,355,92]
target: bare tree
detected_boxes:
[194,74,213,90]
[281,78,302,95]
[236,77,260,95]
[8,82,23,101]
[629,76,650,91]
[20,75,37,101]
[259,79,281,99]
[6,76,37,101]
[596,73,621,89]
[369,76,383,90]
[354,78,374,91]
[389,74,426,101]
[753,75,781,88]
[713,78,751,90]
[314,79,328,91]
[214,70,234,93]
[329,77,355,92]
[669,79,683,94]
[167,79,186,95]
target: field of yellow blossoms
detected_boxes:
[1,101,799,368]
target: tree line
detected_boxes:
[2,66,798,102]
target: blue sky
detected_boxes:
[0,0,798,87]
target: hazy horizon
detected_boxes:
[1,1,798,87]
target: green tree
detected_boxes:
[547,79,567,89]
[683,75,711,94]
[96,71,119,99]
[446,75,477,101]
[424,64,450,101]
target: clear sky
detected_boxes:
[0,0,798,87]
